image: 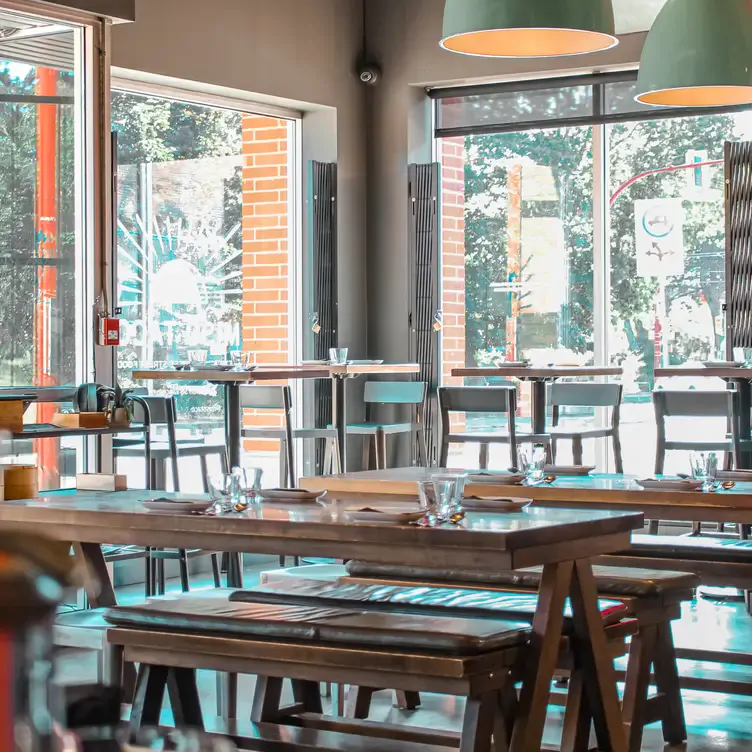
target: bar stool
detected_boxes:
[240,384,341,487]
[549,382,624,472]
[650,388,738,535]
[438,385,551,468]
[345,381,428,470]
[113,394,225,595]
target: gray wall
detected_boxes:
[110,0,367,358]
[364,0,649,363]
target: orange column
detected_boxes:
[506,164,522,362]
[34,68,59,488]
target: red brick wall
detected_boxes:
[241,115,291,451]
[440,137,467,388]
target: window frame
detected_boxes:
[434,71,750,469]
[431,70,752,138]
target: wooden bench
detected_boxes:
[104,595,530,752]
[311,560,696,752]
[603,533,752,588]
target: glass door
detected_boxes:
[0,8,91,489]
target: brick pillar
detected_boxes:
[441,137,467,387]
[440,137,467,435]
[241,116,290,451]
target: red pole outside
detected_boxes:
[34,67,59,489]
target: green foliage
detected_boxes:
[462,103,737,389]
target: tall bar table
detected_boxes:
[452,365,624,435]
[134,363,419,470]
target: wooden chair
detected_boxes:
[346,381,428,470]
[653,388,738,475]
[240,384,341,488]
[550,382,624,472]
[438,385,551,469]
[114,394,223,596]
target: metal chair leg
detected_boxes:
[179,550,190,592]
[210,554,221,588]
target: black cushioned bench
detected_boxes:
[232,566,691,752]
[296,561,695,752]
[104,595,530,752]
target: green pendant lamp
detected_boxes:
[637,0,752,107]
[441,0,617,58]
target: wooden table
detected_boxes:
[0,490,642,752]
[452,366,624,435]
[656,366,752,468]
[134,364,419,469]
[302,467,752,527]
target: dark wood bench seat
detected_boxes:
[229,578,630,627]
[343,560,698,603]
[598,534,752,589]
[275,562,692,752]
[103,595,530,752]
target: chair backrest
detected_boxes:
[239,385,292,411]
[550,382,622,408]
[363,381,426,405]
[438,386,515,414]
[129,394,175,426]
[653,389,735,418]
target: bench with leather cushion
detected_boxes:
[624,534,752,563]
[343,560,698,603]
[229,578,629,627]
[104,596,531,656]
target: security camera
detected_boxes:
[358,63,381,86]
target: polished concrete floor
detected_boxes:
[56,562,752,751]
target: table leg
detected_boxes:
[72,542,117,608]
[569,558,628,752]
[531,380,548,436]
[509,560,572,752]
[332,376,347,470]
[72,542,138,697]
[224,383,242,469]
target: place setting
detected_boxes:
[636,452,736,493]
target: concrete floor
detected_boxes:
[55,562,752,751]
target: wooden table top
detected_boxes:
[0,490,641,571]
[133,364,420,382]
[451,366,623,380]
[655,366,752,380]
[300,468,752,525]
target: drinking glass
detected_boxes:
[432,479,455,523]
[519,445,547,484]
[417,479,438,525]
[690,451,718,492]
[432,472,466,522]
[208,472,234,512]
[188,348,208,365]
[329,348,349,365]
[244,466,264,504]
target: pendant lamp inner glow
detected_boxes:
[441,0,617,58]
[636,0,752,107]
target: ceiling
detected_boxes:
[0,0,672,77]
[0,10,75,73]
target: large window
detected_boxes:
[0,8,94,489]
[437,73,752,475]
[114,88,296,487]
